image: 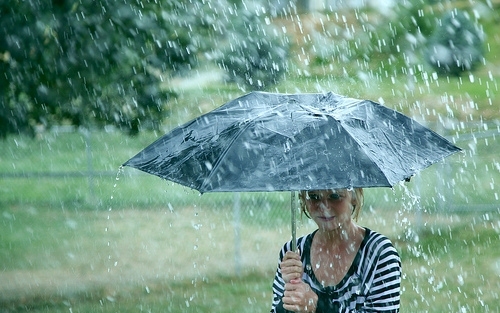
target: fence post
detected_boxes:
[82,128,95,202]
[291,191,297,252]
[233,192,241,276]
[414,173,423,233]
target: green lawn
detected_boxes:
[1,76,499,312]
[1,204,499,312]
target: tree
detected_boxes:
[0,0,212,137]
[308,1,435,72]
[425,9,484,76]
[216,9,290,91]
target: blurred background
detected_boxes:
[1,0,499,312]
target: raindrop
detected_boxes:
[457,274,465,286]
[428,276,434,284]
[205,161,213,170]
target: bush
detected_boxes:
[308,2,435,71]
[216,11,290,91]
[425,9,484,76]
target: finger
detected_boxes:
[283,303,299,312]
[281,257,302,268]
[282,294,303,310]
[283,292,300,302]
[284,282,301,291]
[282,297,296,310]
[280,264,303,276]
[290,278,302,284]
[284,251,301,260]
[281,269,301,280]
[280,263,302,272]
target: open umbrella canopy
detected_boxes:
[123,91,461,193]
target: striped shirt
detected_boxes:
[271,228,401,312]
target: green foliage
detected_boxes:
[309,1,435,68]
[366,1,435,60]
[425,9,484,76]
[0,0,228,137]
[216,11,290,91]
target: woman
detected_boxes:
[270,188,401,312]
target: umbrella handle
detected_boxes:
[291,191,297,252]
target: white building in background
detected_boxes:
[271,0,396,12]
[322,0,396,10]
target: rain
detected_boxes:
[1,0,499,312]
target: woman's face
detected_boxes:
[303,189,355,231]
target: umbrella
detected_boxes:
[123,91,461,249]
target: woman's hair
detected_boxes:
[299,188,364,221]
[351,188,364,220]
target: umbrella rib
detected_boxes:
[199,105,284,192]
[124,92,461,192]
[338,121,394,187]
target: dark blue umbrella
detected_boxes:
[124,91,460,191]
[124,91,461,248]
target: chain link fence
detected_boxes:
[1,121,499,220]
[1,122,499,281]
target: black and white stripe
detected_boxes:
[271,228,401,312]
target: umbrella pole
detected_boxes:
[291,191,297,252]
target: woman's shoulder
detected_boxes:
[362,228,400,258]
[279,231,316,254]
[364,228,394,244]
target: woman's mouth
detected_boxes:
[318,216,335,221]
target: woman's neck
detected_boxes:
[315,222,363,249]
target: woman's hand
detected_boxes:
[282,279,318,313]
[280,251,303,283]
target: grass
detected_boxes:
[2,124,497,212]
[1,4,500,313]
[397,217,500,312]
[1,272,275,313]
[2,204,499,312]
[1,83,499,313]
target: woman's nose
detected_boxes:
[318,201,330,210]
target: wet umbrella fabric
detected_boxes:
[123,91,461,193]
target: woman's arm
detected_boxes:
[271,241,306,312]
[281,279,318,313]
[270,242,291,313]
[362,242,401,312]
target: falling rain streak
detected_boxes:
[0,1,499,312]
